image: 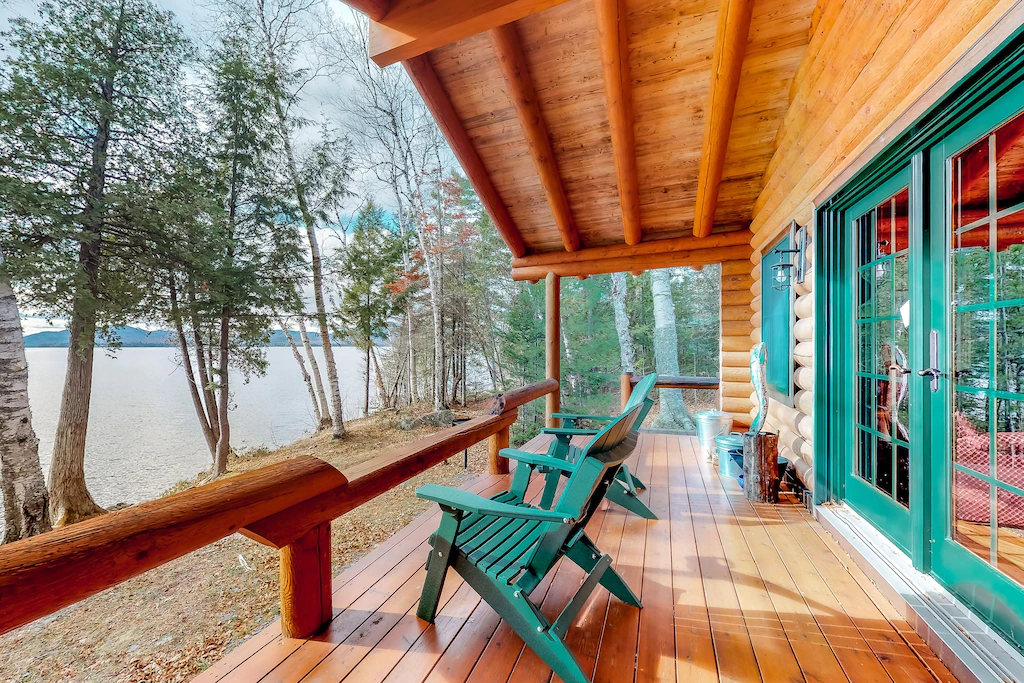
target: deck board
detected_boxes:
[197,435,959,683]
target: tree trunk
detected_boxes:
[611,272,636,374]
[171,280,216,457]
[743,431,780,503]
[278,317,322,427]
[213,307,231,476]
[650,270,695,430]
[370,346,388,409]
[297,317,330,429]
[189,285,219,443]
[48,50,118,525]
[0,273,50,542]
[364,344,371,417]
[273,106,345,438]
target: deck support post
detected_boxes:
[488,424,511,475]
[545,272,561,428]
[280,521,332,639]
[620,373,633,410]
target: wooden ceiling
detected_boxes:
[343,0,818,278]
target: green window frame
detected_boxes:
[762,234,794,403]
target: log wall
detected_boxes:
[720,258,755,428]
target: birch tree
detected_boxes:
[611,272,637,376]
[650,269,696,430]
[0,264,50,543]
[217,0,351,438]
[0,0,193,524]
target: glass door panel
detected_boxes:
[929,91,1024,645]
[847,172,914,552]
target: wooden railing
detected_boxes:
[619,373,720,409]
[0,379,558,640]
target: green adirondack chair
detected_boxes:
[414,404,644,683]
[532,372,659,518]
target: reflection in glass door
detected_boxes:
[948,108,1024,587]
[847,171,915,552]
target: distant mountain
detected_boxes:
[24,326,344,348]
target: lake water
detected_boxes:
[23,346,375,509]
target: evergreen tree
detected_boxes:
[0,0,193,524]
[336,201,407,415]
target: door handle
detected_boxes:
[919,330,941,392]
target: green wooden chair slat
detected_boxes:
[414,404,645,683]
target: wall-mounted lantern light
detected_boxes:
[770,220,808,291]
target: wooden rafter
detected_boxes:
[692,0,755,238]
[594,0,641,246]
[403,55,528,258]
[511,243,752,281]
[338,0,390,22]
[489,23,580,253]
[368,0,575,67]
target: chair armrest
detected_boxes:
[499,448,578,471]
[416,484,571,522]
[550,412,616,423]
[541,427,600,437]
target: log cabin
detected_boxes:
[4,0,1024,681]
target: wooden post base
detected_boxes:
[743,432,779,503]
[488,425,511,475]
[280,521,332,638]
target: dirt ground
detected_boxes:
[0,404,495,683]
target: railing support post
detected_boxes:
[620,373,633,410]
[488,424,511,475]
[545,272,561,428]
[280,521,332,639]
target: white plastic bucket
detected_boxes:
[695,411,732,461]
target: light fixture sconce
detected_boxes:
[770,220,808,291]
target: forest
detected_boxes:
[0,0,720,545]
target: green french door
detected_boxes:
[926,82,1024,641]
[844,168,917,553]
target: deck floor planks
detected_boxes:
[666,434,718,683]
[689,442,807,683]
[680,436,764,683]
[636,434,677,683]
[773,505,941,683]
[200,435,959,683]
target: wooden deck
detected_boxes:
[195,434,959,683]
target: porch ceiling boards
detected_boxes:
[368,0,818,274]
[195,434,956,683]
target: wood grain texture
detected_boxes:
[489,22,580,252]
[545,271,561,426]
[487,425,511,474]
[693,0,755,238]
[280,522,332,638]
[511,243,753,280]
[369,0,575,66]
[0,457,347,635]
[595,0,641,245]
[339,0,389,21]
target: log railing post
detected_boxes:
[280,521,332,639]
[488,424,511,475]
[620,373,633,410]
[545,272,561,428]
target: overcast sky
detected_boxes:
[2,0,401,332]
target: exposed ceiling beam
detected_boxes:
[338,0,390,22]
[692,0,755,238]
[403,55,528,258]
[594,0,641,246]
[512,229,750,268]
[511,243,753,281]
[489,23,580,253]
[368,0,575,67]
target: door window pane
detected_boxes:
[995,306,1024,394]
[996,209,1024,301]
[956,392,990,475]
[857,426,873,483]
[996,112,1024,212]
[953,469,991,564]
[954,136,990,229]
[996,487,1024,584]
[954,309,991,388]
[894,188,910,253]
[996,399,1024,490]
[954,226,992,305]
[876,200,892,257]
